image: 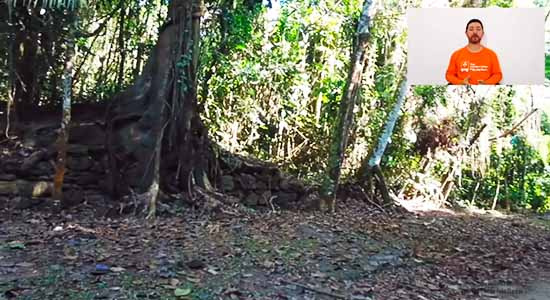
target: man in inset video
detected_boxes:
[446,18,502,85]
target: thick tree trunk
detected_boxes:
[105,0,213,213]
[321,0,376,211]
[99,0,310,215]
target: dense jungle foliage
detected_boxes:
[1,0,549,212]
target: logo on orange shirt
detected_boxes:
[460,61,469,72]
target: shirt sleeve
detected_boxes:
[445,51,463,84]
[484,51,502,84]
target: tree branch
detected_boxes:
[489,108,539,141]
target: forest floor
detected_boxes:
[1,197,550,300]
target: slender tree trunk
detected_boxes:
[359,78,408,204]
[504,176,510,210]
[520,156,526,208]
[436,124,486,206]
[117,2,126,87]
[98,27,117,96]
[491,180,500,210]
[133,7,149,82]
[440,161,457,205]
[321,0,376,211]
[74,32,102,92]
[315,92,323,125]
[14,18,39,122]
[134,42,144,81]
[53,13,77,202]
[5,7,15,137]
[366,78,408,169]
[199,3,228,105]
[471,180,481,206]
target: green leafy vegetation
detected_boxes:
[1,3,550,300]
[458,135,550,212]
[0,0,548,211]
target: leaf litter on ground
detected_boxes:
[0,198,549,299]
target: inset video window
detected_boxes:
[407,8,545,85]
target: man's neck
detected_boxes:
[467,43,483,52]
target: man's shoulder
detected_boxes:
[483,47,498,57]
[451,47,467,57]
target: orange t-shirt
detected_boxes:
[445,46,502,85]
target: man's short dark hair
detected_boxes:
[466,19,484,31]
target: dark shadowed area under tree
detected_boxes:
[1,0,550,299]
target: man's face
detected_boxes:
[466,22,483,44]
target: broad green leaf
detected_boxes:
[8,241,25,249]
[174,288,192,297]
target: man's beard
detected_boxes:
[468,35,481,44]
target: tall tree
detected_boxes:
[117,1,126,87]
[5,5,15,138]
[105,0,216,216]
[358,76,408,204]
[53,11,78,203]
[321,0,376,211]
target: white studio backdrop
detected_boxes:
[407,8,545,85]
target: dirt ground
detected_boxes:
[1,198,550,300]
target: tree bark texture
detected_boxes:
[322,0,376,207]
[53,13,77,202]
[105,0,213,208]
[358,77,408,205]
